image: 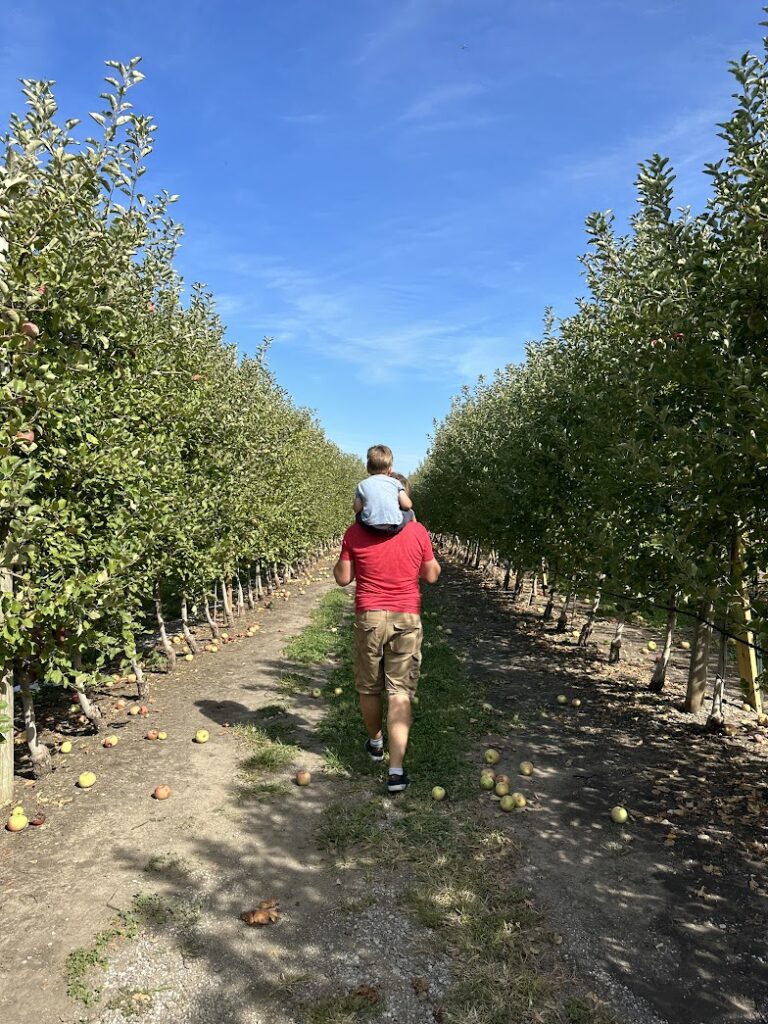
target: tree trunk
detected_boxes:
[72,653,104,732]
[706,626,728,730]
[513,569,525,600]
[221,577,235,628]
[503,563,511,591]
[181,594,200,654]
[154,581,176,672]
[131,657,148,700]
[684,599,714,713]
[236,576,245,617]
[19,668,52,777]
[556,590,571,633]
[542,588,556,622]
[256,562,264,601]
[204,593,221,640]
[0,565,14,805]
[608,614,625,664]
[246,573,256,611]
[649,593,678,693]
[578,591,601,647]
[528,575,539,606]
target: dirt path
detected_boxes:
[434,560,768,1024]
[0,567,449,1024]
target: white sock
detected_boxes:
[369,737,383,749]
[389,767,403,776]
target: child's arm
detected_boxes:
[398,489,413,511]
[353,494,363,513]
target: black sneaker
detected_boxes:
[387,770,410,794]
[365,738,384,762]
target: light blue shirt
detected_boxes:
[356,475,404,526]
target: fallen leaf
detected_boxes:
[241,901,280,925]
[354,984,381,1004]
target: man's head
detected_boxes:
[367,444,393,475]
[391,472,411,497]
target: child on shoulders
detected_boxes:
[354,444,414,534]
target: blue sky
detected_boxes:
[1,1,763,472]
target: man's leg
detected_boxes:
[387,694,412,770]
[359,693,384,742]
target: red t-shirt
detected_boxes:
[339,521,435,613]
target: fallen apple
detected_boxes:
[431,786,446,801]
[157,731,168,740]
[611,805,628,824]
[480,774,496,791]
[145,730,159,741]
[556,695,568,705]
[494,781,510,797]
[138,705,149,715]
[126,672,137,683]
[571,698,582,708]
[184,654,194,662]
[102,735,119,747]
[483,748,500,765]
[499,794,516,812]
[6,812,28,831]
[647,641,657,652]
[680,640,691,651]
[194,729,209,744]
[495,774,510,786]
[128,705,141,716]
[570,630,579,639]
[511,791,527,808]
[333,687,343,696]
[77,772,97,789]
[60,741,73,754]
[295,770,312,786]
[519,761,534,776]
[311,688,322,699]
[153,784,171,800]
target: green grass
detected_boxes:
[234,723,300,772]
[65,909,140,1005]
[236,779,292,802]
[303,992,381,1024]
[285,586,617,1024]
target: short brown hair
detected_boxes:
[391,471,411,497]
[367,444,393,474]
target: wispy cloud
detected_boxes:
[400,81,486,122]
[353,0,432,67]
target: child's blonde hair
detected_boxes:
[367,444,393,474]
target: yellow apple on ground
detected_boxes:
[571,630,579,638]
[60,741,73,754]
[483,748,500,765]
[494,781,510,797]
[431,786,446,801]
[126,673,137,683]
[157,731,168,740]
[556,694,568,705]
[311,688,322,699]
[611,806,628,824]
[102,735,119,747]
[519,761,534,776]
[512,792,527,808]
[647,641,657,652]
[128,705,141,716]
[295,770,312,786]
[184,653,194,662]
[6,811,28,831]
[571,698,582,708]
[194,729,209,744]
[680,640,691,650]
[499,795,516,812]
[77,772,97,789]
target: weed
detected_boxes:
[234,723,300,772]
[303,992,381,1024]
[236,779,291,802]
[65,909,139,1005]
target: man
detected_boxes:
[333,492,440,794]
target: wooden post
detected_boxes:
[730,537,762,714]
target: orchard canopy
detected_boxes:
[0,60,362,778]
[415,45,768,705]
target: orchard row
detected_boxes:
[0,61,362,798]
[415,34,768,722]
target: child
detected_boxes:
[354,444,414,533]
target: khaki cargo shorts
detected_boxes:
[353,611,423,697]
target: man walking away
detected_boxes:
[333,501,440,793]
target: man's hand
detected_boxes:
[334,557,355,587]
[419,558,441,584]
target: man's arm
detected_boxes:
[419,558,441,584]
[334,557,355,587]
[398,490,413,510]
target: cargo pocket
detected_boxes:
[389,623,420,656]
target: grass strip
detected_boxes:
[290,586,617,1024]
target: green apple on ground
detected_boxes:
[495,781,510,797]
[519,761,534,776]
[556,694,568,705]
[511,792,527,808]
[431,786,446,801]
[311,688,322,699]
[480,774,496,791]
[499,795,516,812]
[77,772,97,789]
[483,748,500,765]
[611,806,628,824]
